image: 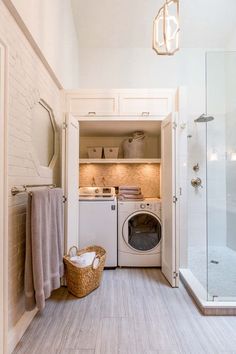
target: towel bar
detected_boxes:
[11,184,56,196]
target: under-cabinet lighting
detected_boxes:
[153,0,180,55]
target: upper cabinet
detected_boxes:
[65,89,175,120]
[119,91,173,117]
[66,92,119,116]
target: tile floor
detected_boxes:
[13,268,236,354]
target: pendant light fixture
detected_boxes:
[153,0,180,56]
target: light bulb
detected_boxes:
[210,151,218,161]
[231,152,236,161]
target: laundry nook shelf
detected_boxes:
[79,158,161,164]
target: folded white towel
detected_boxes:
[70,251,96,268]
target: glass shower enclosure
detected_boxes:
[207,51,236,302]
[181,51,236,308]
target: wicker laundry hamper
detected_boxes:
[63,245,106,298]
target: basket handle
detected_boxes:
[92,255,101,270]
[68,246,78,258]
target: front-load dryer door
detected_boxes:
[122,211,161,253]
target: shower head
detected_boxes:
[194,114,214,123]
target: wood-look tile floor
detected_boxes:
[13,268,236,354]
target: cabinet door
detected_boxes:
[62,114,79,252]
[67,93,119,117]
[161,113,179,287]
[119,91,172,118]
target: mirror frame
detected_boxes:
[30,98,59,177]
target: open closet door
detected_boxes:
[62,114,79,253]
[161,113,179,287]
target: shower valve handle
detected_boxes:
[191,177,203,189]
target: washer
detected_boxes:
[118,198,162,267]
[79,187,117,267]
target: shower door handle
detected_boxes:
[191,177,203,189]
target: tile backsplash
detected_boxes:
[79,163,160,198]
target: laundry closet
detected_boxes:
[79,120,161,194]
[62,89,180,287]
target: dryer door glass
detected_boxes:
[128,213,161,251]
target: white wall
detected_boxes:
[78,47,204,95]
[11,0,80,88]
[0,1,63,351]
[227,33,236,50]
[78,47,179,89]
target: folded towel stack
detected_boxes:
[119,185,144,200]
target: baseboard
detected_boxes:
[8,308,38,353]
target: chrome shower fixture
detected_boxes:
[194,114,214,123]
[193,163,199,172]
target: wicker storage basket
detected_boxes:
[87,147,103,159]
[104,147,119,159]
[63,245,106,298]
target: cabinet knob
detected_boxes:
[141,112,150,116]
[88,112,96,115]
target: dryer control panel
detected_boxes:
[118,198,161,217]
[139,202,159,212]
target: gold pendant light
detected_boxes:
[153,0,180,56]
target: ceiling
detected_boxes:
[71,0,236,49]
[79,121,161,137]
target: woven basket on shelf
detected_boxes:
[63,245,106,298]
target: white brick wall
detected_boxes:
[0,1,63,331]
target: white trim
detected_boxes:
[8,309,38,353]
[180,269,236,310]
[30,99,59,178]
[177,87,188,269]
[79,158,161,164]
[0,39,8,354]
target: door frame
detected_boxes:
[0,39,8,354]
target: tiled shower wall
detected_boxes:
[79,163,161,197]
[0,1,62,333]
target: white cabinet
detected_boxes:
[66,92,119,117]
[65,89,175,120]
[119,91,173,117]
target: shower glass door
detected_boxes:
[206,51,236,301]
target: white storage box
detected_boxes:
[104,147,119,159]
[87,147,103,159]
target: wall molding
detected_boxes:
[2,0,63,90]
[0,38,9,354]
[8,309,38,353]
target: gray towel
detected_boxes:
[25,188,64,311]
[119,193,144,200]
[119,189,141,195]
[119,185,141,191]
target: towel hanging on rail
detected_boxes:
[24,188,64,311]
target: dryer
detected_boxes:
[118,198,162,267]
